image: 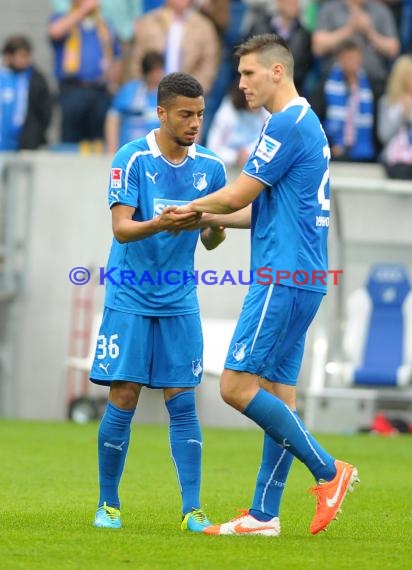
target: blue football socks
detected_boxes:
[243,389,336,482]
[97,401,134,509]
[249,432,294,521]
[166,390,202,515]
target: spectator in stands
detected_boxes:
[400,0,412,53]
[49,1,143,82]
[312,0,400,97]
[207,81,268,167]
[0,35,52,151]
[310,38,377,162]
[48,0,122,145]
[50,0,143,43]
[199,0,245,144]
[380,1,412,52]
[133,0,220,96]
[195,0,230,36]
[377,54,412,179]
[98,0,144,82]
[242,0,313,93]
[104,52,164,153]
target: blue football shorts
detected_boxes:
[224,284,324,385]
[89,308,203,388]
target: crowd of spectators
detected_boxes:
[0,0,411,178]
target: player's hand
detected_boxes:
[176,214,203,231]
[170,211,203,234]
[173,204,198,215]
[207,225,226,237]
[159,207,201,233]
[201,225,226,249]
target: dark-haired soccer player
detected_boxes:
[89,72,227,532]
[174,34,359,536]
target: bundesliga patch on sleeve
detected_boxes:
[255,135,281,163]
[110,168,123,188]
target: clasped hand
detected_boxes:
[159,205,201,233]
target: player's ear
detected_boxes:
[271,63,283,82]
[157,105,166,123]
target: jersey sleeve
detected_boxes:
[108,144,139,209]
[242,113,298,187]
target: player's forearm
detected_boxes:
[201,206,251,229]
[191,184,248,214]
[112,217,163,243]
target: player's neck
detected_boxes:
[269,85,300,114]
[155,130,188,164]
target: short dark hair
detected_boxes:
[141,51,164,76]
[2,35,32,55]
[235,33,294,78]
[157,72,204,107]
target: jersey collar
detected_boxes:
[146,129,196,159]
[281,96,310,112]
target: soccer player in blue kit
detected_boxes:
[89,72,227,532]
[174,34,359,536]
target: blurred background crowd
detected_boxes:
[1,0,412,180]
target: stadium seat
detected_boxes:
[341,263,412,387]
[305,263,412,433]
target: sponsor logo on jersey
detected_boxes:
[153,198,190,217]
[193,172,208,191]
[110,168,122,188]
[255,135,281,163]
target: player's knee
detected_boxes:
[165,390,196,417]
[220,372,243,410]
[220,370,261,411]
[109,382,140,410]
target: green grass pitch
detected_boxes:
[1,419,411,570]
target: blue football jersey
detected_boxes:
[104,129,227,316]
[243,97,331,293]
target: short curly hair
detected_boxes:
[157,72,204,107]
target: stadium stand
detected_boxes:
[305,259,412,433]
[341,263,412,388]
